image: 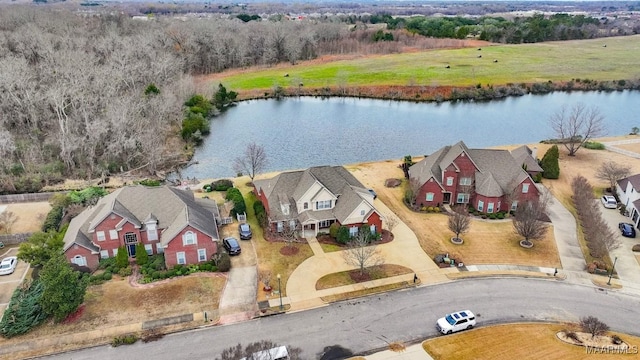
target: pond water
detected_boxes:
[181,90,640,179]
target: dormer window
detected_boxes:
[316,200,331,210]
[303,202,308,210]
[281,203,290,215]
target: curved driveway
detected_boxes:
[46,277,640,360]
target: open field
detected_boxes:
[206,35,640,92]
[2,202,50,233]
[423,323,640,360]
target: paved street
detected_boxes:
[45,278,640,360]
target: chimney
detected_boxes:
[532,146,538,159]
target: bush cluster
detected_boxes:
[419,206,441,213]
[112,334,139,347]
[181,95,212,144]
[572,175,618,260]
[468,207,507,219]
[0,280,47,338]
[138,255,219,284]
[329,223,340,239]
[583,141,605,150]
[225,187,247,217]
[253,200,267,227]
[136,179,162,187]
[211,179,234,191]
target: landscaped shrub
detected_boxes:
[68,187,108,206]
[136,179,161,187]
[253,200,267,226]
[533,173,543,183]
[135,243,149,266]
[115,246,128,269]
[112,334,139,347]
[496,212,505,219]
[42,205,63,232]
[337,226,351,244]
[583,141,605,150]
[118,266,132,277]
[225,188,247,217]
[540,145,560,179]
[211,179,234,191]
[214,252,231,272]
[329,223,340,238]
[564,331,582,344]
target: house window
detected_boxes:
[113,248,118,257]
[289,220,296,231]
[144,244,153,255]
[360,209,365,216]
[457,193,470,204]
[446,177,454,186]
[303,202,308,210]
[147,228,158,241]
[316,200,331,210]
[487,202,494,213]
[198,249,207,262]
[511,201,519,211]
[318,220,333,228]
[370,225,376,234]
[522,183,530,193]
[477,200,484,212]
[176,252,186,265]
[109,230,118,240]
[100,250,109,259]
[426,193,434,201]
[156,243,164,254]
[124,232,137,244]
[277,222,284,233]
[349,227,358,237]
[459,177,472,186]
[97,231,106,241]
[72,255,87,266]
[183,231,196,246]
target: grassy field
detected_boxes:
[423,323,640,360]
[207,35,640,92]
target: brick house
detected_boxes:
[253,166,383,238]
[409,141,540,212]
[62,185,219,271]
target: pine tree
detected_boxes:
[135,243,148,266]
[38,254,89,322]
[115,245,128,269]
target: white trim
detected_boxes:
[183,231,197,246]
[96,231,105,241]
[144,244,153,255]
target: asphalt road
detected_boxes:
[47,278,640,360]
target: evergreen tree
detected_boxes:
[115,245,129,269]
[38,254,89,322]
[540,145,560,179]
[135,243,148,266]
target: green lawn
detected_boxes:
[213,35,640,91]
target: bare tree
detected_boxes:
[513,198,548,247]
[549,103,606,156]
[403,177,422,207]
[595,161,631,192]
[0,211,18,234]
[342,230,383,275]
[259,270,272,291]
[385,215,399,232]
[579,316,609,339]
[233,142,268,181]
[281,220,300,249]
[447,205,470,242]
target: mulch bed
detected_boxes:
[316,229,394,248]
[279,246,300,256]
[62,304,85,324]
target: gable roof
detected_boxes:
[63,185,219,251]
[254,166,379,225]
[618,173,640,192]
[511,145,543,173]
[409,141,532,198]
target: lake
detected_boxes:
[181,90,640,179]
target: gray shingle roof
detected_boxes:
[63,205,100,253]
[511,145,543,173]
[64,185,219,252]
[256,166,377,226]
[618,174,640,192]
[409,141,532,198]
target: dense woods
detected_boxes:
[0,4,638,194]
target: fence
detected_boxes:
[0,233,32,245]
[0,192,59,204]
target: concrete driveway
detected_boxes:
[0,247,29,318]
[217,224,258,320]
[598,203,640,290]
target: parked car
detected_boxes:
[223,237,242,255]
[239,223,252,240]
[601,195,617,209]
[436,310,476,335]
[368,189,377,200]
[0,256,18,276]
[619,222,636,238]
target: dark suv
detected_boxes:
[223,237,242,255]
[239,223,252,240]
[618,222,636,238]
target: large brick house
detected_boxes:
[253,166,383,238]
[409,141,540,212]
[63,185,219,271]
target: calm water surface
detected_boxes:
[182,91,640,179]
